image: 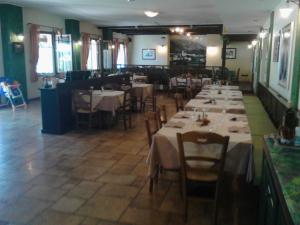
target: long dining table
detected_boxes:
[147,85,254,182]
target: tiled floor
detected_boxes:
[0,94,258,225]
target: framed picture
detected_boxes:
[226,48,236,59]
[272,32,281,62]
[279,23,292,88]
[142,49,156,60]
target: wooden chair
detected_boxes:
[157,104,167,128]
[72,89,99,129]
[144,111,161,192]
[176,76,188,96]
[174,93,184,112]
[143,86,156,112]
[132,87,144,112]
[144,111,160,147]
[231,68,240,85]
[118,90,132,130]
[176,131,229,224]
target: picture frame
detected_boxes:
[272,32,281,62]
[278,23,292,88]
[142,49,156,60]
[225,48,236,59]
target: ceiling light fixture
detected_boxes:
[252,40,258,46]
[248,44,253,49]
[279,8,293,18]
[144,11,159,18]
[259,30,267,39]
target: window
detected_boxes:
[36,33,73,75]
[87,39,99,70]
[56,35,72,73]
[36,33,54,74]
[117,43,126,68]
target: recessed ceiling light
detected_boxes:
[127,0,135,2]
[144,11,159,18]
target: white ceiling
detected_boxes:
[0,0,281,34]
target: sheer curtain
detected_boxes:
[113,39,120,68]
[29,24,40,82]
[81,33,90,70]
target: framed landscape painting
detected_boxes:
[226,48,236,59]
[142,49,156,60]
[279,23,292,88]
[272,33,280,62]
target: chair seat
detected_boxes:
[186,167,218,182]
[76,108,98,113]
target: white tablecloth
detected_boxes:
[92,90,124,115]
[132,83,153,100]
[196,90,243,101]
[170,77,211,87]
[203,85,240,90]
[184,99,245,113]
[147,111,254,182]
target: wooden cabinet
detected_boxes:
[40,88,73,134]
[259,157,281,225]
[259,140,295,225]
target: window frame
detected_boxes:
[37,31,57,76]
[87,38,100,70]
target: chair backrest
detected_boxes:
[176,131,229,184]
[72,89,93,112]
[120,84,132,91]
[176,77,188,87]
[123,90,132,111]
[236,68,240,81]
[103,83,121,90]
[157,104,167,128]
[144,85,156,112]
[144,111,160,146]
[174,93,184,112]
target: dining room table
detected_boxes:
[184,98,245,114]
[147,110,254,182]
[131,83,153,100]
[195,89,243,101]
[203,84,240,90]
[169,77,212,88]
[91,90,124,115]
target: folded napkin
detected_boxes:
[230,116,248,122]
[228,126,250,134]
[204,100,212,104]
[229,102,240,105]
[165,121,185,128]
[173,114,190,119]
[226,109,246,114]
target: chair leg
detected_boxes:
[183,193,188,222]
[128,112,132,128]
[149,177,154,193]
[88,114,92,130]
[123,113,127,130]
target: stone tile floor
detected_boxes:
[0,94,258,225]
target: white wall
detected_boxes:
[129,35,170,65]
[226,42,253,81]
[205,34,223,66]
[0,22,3,76]
[80,21,102,36]
[23,7,66,99]
[269,1,298,101]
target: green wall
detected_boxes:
[65,19,81,70]
[0,4,27,100]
